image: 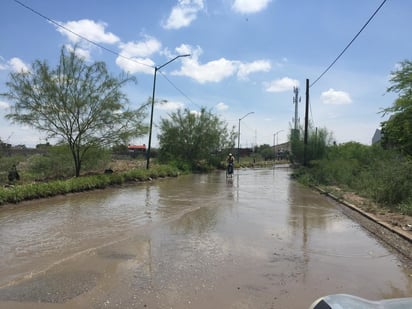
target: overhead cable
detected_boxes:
[310,0,387,88]
[14,0,153,69]
[14,0,199,109]
[158,70,200,109]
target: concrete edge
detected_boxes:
[313,186,412,258]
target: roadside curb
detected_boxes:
[313,186,412,259]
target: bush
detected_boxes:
[0,164,180,206]
[296,142,412,209]
[27,145,111,180]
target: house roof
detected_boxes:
[128,145,146,150]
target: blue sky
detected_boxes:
[1,0,411,148]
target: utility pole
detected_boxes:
[304,79,309,166]
[237,112,254,164]
[146,54,190,169]
[293,86,300,130]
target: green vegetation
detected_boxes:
[0,144,111,184]
[0,164,179,206]
[290,125,333,165]
[294,142,412,214]
[157,107,236,172]
[1,46,148,177]
[294,60,412,215]
[27,145,111,180]
[381,60,412,157]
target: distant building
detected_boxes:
[272,142,291,161]
[372,129,382,144]
[128,144,146,158]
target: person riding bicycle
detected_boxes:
[227,153,235,174]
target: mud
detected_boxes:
[0,168,412,308]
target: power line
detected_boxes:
[14,0,153,69]
[158,70,200,109]
[310,0,387,88]
[14,0,199,110]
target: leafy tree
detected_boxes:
[381,60,412,156]
[2,47,148,176]
[255,144,275,161]
[290,125,333,165]
[158,107,236,170]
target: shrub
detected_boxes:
[296,142,412,208]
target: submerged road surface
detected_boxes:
[0,167,411,308]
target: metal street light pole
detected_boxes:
[237,111,254,164]
[274,130,284,146]
[146,54,190,169]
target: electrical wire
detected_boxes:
[14,0,153,69]
[14,0,199,110]
[310,0,387,88]
[158,70,201,109]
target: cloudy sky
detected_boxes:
[1,0,411,147]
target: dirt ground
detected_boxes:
[108,159,146,172]
[318,186,412,261]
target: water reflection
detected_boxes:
[1,168,412,306]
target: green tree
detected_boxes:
[158,107,236,170]
[381,60,412,156]
[2,47,148,177]
[255,144,274,161]
[290,125,333,165]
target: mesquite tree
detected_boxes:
[2,47,148,176]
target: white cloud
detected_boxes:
[65,44,91,61]
[115,56,155,74]
[232,0,272,14]
[176,57,236,83]
[157,100,185,111]
[163,0,205,30]
[172,44,271,83]
[190,110,201,116]
[172,45,236,83]
[238,60,271,79]
[115,36,162,74]
[320,88,352,105]
[265,77,299,93]
[9,57,29,73]
[0,101,10,110]
[119,37,162,58]
[55,19,120,44]
[216,102,229,111]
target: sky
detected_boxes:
[1,0,411,148]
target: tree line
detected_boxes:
[1,47,239,178]
[2,45,411,212]
[292,60,412,213]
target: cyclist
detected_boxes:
[226,153,235,174]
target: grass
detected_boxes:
[0,164,180,206]
[293,143,412,215]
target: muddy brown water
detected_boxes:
[0,167,411,308]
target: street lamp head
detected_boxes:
[146,53,191,169]
[239,111,254,121]
[237,111,254,164]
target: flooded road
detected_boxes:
[0,167,411,308]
